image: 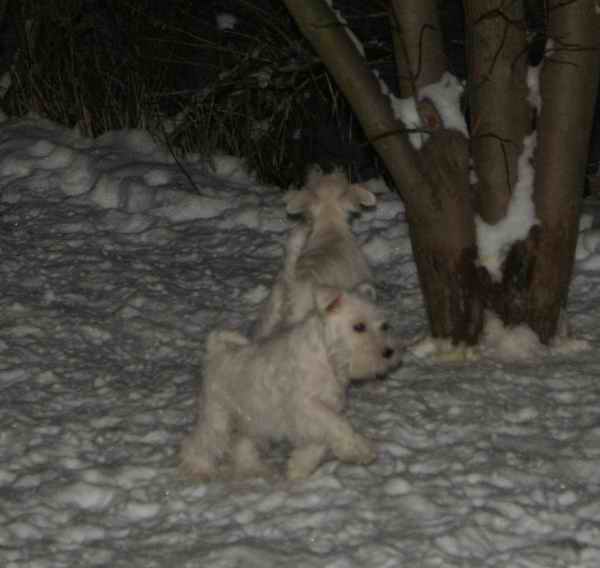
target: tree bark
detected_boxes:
[464,0,530,223]
[389,0,447,97]
[525,0,600,343]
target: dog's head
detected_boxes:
[314,285,402,381]
[286,170,376,226]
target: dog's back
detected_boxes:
[296,229,372,287]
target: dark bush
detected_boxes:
[2,0,391,186]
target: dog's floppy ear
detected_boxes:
[314,286,344,314]
[347,184,376,209]
[354,282,377,301]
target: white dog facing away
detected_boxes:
[179,230,401,481]
[253,169,377,339]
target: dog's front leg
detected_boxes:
[306,401,377,466]
[231,436,274,479]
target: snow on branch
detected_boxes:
[526,64,542,114]
[375,72,425,150]
[526,39,555,114]
[377,72,468,150]
[324,0,365,57]
[419,73,468,138]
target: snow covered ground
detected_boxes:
[2,116,600,567]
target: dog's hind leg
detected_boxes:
[231,436,273,479]
[179,401,232,480]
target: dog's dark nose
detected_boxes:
[382,347,394,359]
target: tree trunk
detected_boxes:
[283,0,483,343]
[524,0,600,343]
[388,0,483,342]
[411,130,483,343]
[463,0,534,327]
[464,0,530,223]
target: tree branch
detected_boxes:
[282,0,435,220]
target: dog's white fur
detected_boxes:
[254,169,376,339]
[179,258,401,481]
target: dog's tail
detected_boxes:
[252,225,308,340]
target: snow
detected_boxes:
[476,132,540,280]
[385,72,467,150]
[419,72,468,137]
[390,94,427,150]
[2,116,600,567]
[527,38,557,114]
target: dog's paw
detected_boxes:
[334,434,377,465]
[178,447,218,481]
[350,435,377,464]
[286,444,328,481]
[233,461,276,481]
[178,459,216,481]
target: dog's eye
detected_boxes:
[353,322,367,333]
[381,322,390,332]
